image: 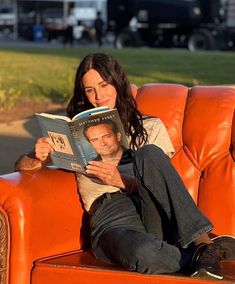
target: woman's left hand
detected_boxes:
[86,160,125,188]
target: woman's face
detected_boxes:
[82,69,117,109]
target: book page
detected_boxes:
[72,106,109,120]
[36,113,71,122]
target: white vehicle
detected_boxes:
[71,0,107,40]
[71,6,97,40]
[0,5,16,34]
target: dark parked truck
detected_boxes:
[107,0,235,51]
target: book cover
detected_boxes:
[36,108,129,173]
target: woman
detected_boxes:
[16,53,235,280]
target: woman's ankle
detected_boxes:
[194,233,213,245]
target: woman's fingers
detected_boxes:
[35,137,55,161]
[86,161,114,175]
[86,161,124,188]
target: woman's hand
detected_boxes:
[86,160,125,188]
[15,137,54,171]
[35,137,55,162]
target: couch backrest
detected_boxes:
[136,84,235,236]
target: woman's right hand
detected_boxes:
[35,137,55,162]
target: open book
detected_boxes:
[36,106,129,173]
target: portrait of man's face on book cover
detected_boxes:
[48,131,74,155]
[82,119,127,163]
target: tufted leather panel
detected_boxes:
[136,83,189,152]
[185,86,235,235]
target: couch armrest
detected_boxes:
[0,167,83,284]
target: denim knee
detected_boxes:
[128,238,181,274]
[95,228,181,275]
[134,145,168,167]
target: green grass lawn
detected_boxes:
[0,46,235,109]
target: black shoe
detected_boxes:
[212,235,235,261]
[191,243,223,280]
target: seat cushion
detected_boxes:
[31,250,235,284]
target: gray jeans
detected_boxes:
[89,145,213,274]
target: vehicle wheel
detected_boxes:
[188,29,215,51]
[115,31,140,49]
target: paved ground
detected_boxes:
[0,37,113,49]
[0,115,41,175]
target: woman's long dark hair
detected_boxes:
[67,53,148,150]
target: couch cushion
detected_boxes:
[184,86,235,236]
[136,83,189,152]
[31,250,235,284]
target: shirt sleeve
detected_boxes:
[143,117,175,157]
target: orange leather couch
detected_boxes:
[0,84,234,284]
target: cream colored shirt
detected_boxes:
[76,117,174,212]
